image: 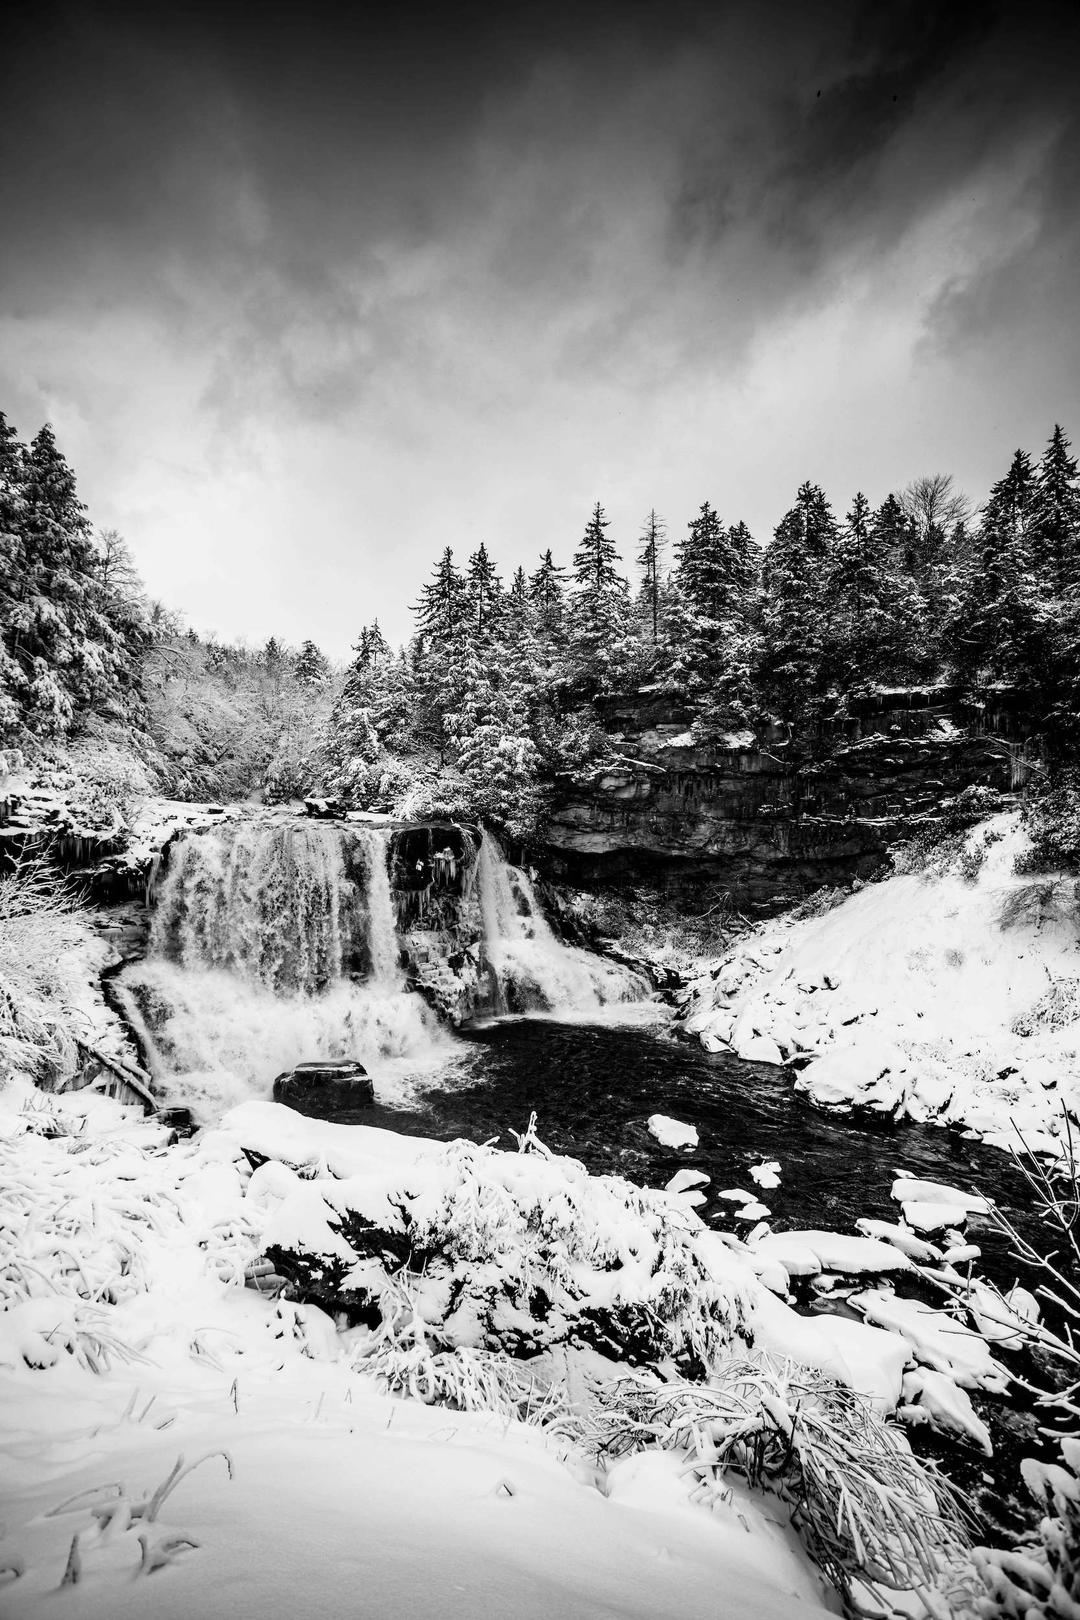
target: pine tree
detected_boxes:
[528,549,566,641]
[413,547,468,646]
[950,449,1041,684]
[1,421,144,739]
[569,503,629,676]
[294,639,331,688]
[1034,425,1080,596]
[664,504,760,730]
[636,510,666,645]
[826,492,924,691]
[466,543,503,638]
[760,482,837,723]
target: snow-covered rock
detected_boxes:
[648,1114,699,1149]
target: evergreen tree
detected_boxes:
[528,549,566,641]
[1034,425,1080,595]
[665,504,760,730]
[466,543,503,638]
[294,639,331,688]
[636,510,666,645]
[568,503,629,678]
[826,492,924,691]
[413,547,468,646]
[950,449,1041,684]
[760,482,837,723]
[1,421,145,739]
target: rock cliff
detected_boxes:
[543,688,1038,912]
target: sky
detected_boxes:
[2,0,1079,655]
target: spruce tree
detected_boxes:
[665,503,760,730]
[294,639,331,688]
[2,422,142,738]
[568,503,629,679]
[413,547,467,646]
[636,510,666,645]
[826,492,924,692]
[466,543,503,638]
[951,449,1041,684]
[1034,425,1080,595]
[760,482,837,724]
[528,549,566,641]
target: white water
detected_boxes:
[150,820,353,995]
[116,818,648,1122]
[476,833,647,1015]
[355,826,401,988]
[118,819,448,1121]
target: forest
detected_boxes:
[2,408,1079,839]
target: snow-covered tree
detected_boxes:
[1033,425,1080,596]
[567,503,631,683]
[466,543,503,639]
[825,492,925,691]
[636,510,667,645]
[950,449,1043,685]
[529,549,567,643]
[760,482,837,722]
[294,639,332,688]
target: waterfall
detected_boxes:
[476,832,647,1015]
[115,818,447,1122]
[149,820,352,994]
[354,826,400,988]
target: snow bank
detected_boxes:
[677,814,1080,1153]
[0,1080,1032,1616]
[0,1083,837,1620]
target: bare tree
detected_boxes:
[899,474,973,540]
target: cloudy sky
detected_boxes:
[3,0,1079,653]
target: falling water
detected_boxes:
[354,826,400,988]
[115,818,447,1121]
[149,820,353,994]
[476,832,647,1014]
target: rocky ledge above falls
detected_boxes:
[543,687,1032,912]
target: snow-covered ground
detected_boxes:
[0,1082,841,1618]
[677,814,1080,1156]
[2,1075,1062,1618]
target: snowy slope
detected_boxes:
[679,814,1080,1154]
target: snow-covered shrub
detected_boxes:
[564,1360,977,1615]
[264,1124,754,1376]
[788,883,852,921]
[974,1439,1080,1619]
[1017,771,1080,876]
[1012,977,1080,1036]
[892,816,1003,882]
[0,861,81,1088]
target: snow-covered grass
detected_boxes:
[677,813,1080,1155]
[0,862,82,1088]
[0,1082,844,1619]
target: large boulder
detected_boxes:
[272,1060,374,1113]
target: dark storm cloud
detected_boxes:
[2,0,1079,648]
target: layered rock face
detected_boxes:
[544,689,1034,912]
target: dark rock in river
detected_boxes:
[273,1060,374,1112]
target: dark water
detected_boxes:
[342,1012,1068,1541]
[359,1014,1047,1284]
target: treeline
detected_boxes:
[0,409,339,799]
[2,406,1079,834]
[328,427,1080,831]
